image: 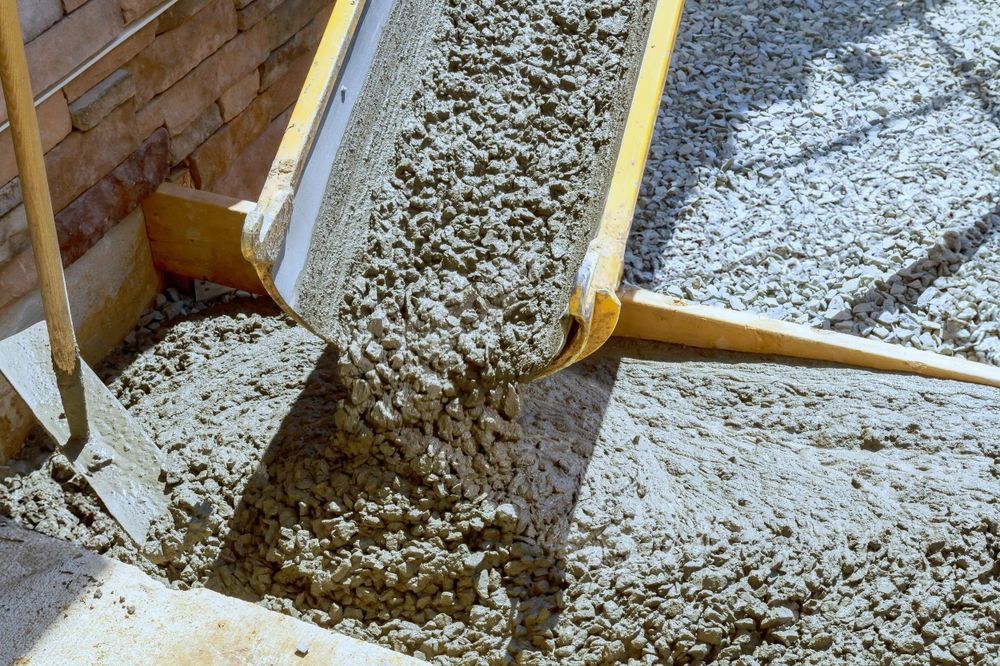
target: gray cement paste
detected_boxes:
[296,0,654,381]
[2,299,998,665]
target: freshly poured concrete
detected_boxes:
[297,0,654,380]
[0,517,415,665]
[2,299,997,664]
[3,4,996,663]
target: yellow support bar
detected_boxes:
[614,287,1000,388]
[538,0,687,377]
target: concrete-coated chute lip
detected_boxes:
[242,0,392,330]
[533,0,687,378]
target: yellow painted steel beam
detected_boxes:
[614,287,1000,388]
[538,0,687,378]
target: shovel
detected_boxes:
[0,0,169,544]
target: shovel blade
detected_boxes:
[0,322,169,544]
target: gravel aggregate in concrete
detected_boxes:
[2,2,999,664]
[2,298,998,665]
[298,0,652,380]
[626,0,1000,365]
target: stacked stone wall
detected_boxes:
[0,0,333,316]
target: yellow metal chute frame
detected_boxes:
[241,0,688,378]
[233,0,1000,389]
[538,0,686,377]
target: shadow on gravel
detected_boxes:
[820,203,1000,328]
[769,93,954,171]
[506,357,621,659]
[626,0,941,279]
[918,14,1000,127]
[202,341,619,662]
[818,14,1000,330]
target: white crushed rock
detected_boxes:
[626,0,1000,365]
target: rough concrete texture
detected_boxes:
[298,0,653,379]
[0,516,417,665]
[2,299,998,664]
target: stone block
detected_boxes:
[55,128,170,266]
[209,107,290,199]
[188,93,271,188]
[63,20,155,101]
[0,129,163,309]
[156,0,212,34]
[314,3,334,34]
[170,103,223,164]
[237,0,282,32]
[0,205,28,266]
[0,93,71,188]
[127,0,236,107]
[44,100,141,213]
[137,18,271,134]
[263,50,312,116]
[0,203,25,246]
[265,0,331,52]
[0,179,22,218]
[17,0,62,42]
[69,70,136,131]
[188,48,307,188]
[120,0,162,23]
[167,166,195,188]
[0,0,124,125]
[259,12,326,90]
[0,247,37,315]
[61,0,87,11]
[218,70,258,122]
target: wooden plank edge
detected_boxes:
[142,183,265,295]
[614,286,1000,389]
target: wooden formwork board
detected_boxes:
[614,288,1000,389]
[143,183,265,296]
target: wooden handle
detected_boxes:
[0,0,80,376]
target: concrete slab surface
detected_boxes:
[0,517,416,665]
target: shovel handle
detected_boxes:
[0,0,80,377]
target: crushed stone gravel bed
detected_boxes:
[626,0,1000,366]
